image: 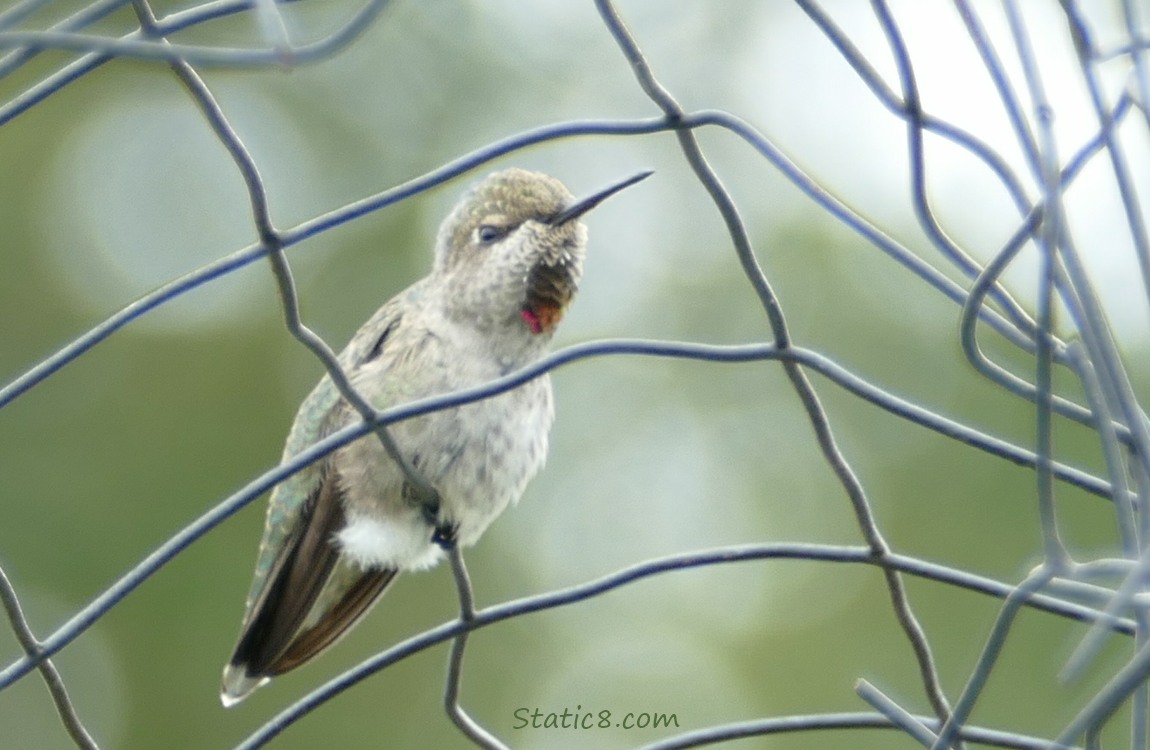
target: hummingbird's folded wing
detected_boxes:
[221,464,397,705]
[222,296,411,705]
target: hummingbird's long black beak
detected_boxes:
[550,170,653,226]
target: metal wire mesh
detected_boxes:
[0,0,1148,748]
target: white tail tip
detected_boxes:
[220,663,269,708]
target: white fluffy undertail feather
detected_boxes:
[336,516,443,571]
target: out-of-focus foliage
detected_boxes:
[0,1,1146,749]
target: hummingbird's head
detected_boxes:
[432,168,651,349]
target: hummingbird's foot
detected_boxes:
[403,479,453,547]
[432,522,458,550]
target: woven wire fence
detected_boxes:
[0,0,1147,748]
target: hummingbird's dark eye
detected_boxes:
[476,224,509,244]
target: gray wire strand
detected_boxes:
[595,0,957,735]
[1059,0,1150,314]
[0,338,1125,691]
[796,0,1039,343]
[782,2,1136,455]
[0,0,123,80]
[638,712,1078,750]
[444,546,508,750]
[0,563,98,750]
[856,679,940,747]
[234,542,1129,748]
[1,2,1148,748]
[1004,0,1069,567]
[930,568,1057,750]
[130,0,443,530]
[958,95,1138,451]
[0,0,392,68]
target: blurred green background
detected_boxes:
[1,1,1147,748]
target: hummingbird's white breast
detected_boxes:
[333,313,554,573]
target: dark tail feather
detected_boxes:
[220,474,398,705]
[272,567,396,673]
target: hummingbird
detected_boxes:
[220,167,651,706]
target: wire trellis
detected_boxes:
[0,0,1148,748]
